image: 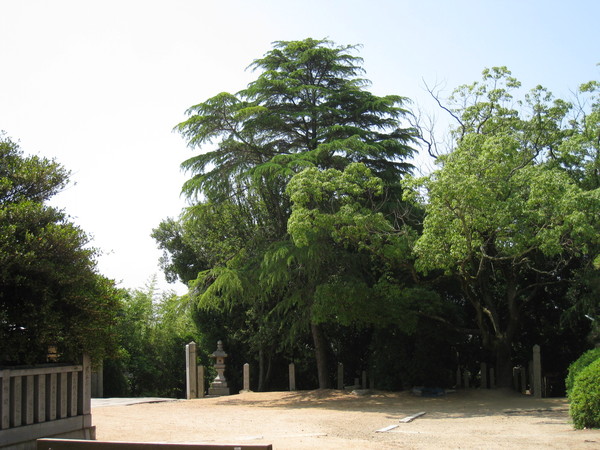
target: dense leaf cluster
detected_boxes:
[569,358,600,429]
[0,133,120,365]
[156,41,600,392]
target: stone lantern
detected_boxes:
[208,340,230,396]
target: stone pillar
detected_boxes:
[520,366,527,394]
[186,341,198,399]
[480,362,487,389]
[337,363,344,390]
[208,340,230,396]
[242,363,251,392]
[533,345,542,398]
[362,370,367,389]
[289,363,296,391]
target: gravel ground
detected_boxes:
[91,389,600,449]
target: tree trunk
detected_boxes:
[311,322,329,389]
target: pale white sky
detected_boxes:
[1,0,598,294]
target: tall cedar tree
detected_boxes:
[172,39,416,388]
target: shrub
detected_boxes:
[566,347,600,396]
[569,358,600,429]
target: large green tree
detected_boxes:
[163,38,417,388]
[406,68,600,386]
[0,132,121,364]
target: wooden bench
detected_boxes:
[37,439,272,450]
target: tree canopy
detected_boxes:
[405,67,600,386]
[157,38,421,389]
[0,133,121,365]
[155,44,599,394]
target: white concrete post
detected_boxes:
[186,342,198,399]
[243,363,250,392]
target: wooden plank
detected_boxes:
[376,424,399,432]
[9,365,82,377]
[59,372,68,418]
[399,412,426,423]
[37,439,273,450]
[36,374,46,423]
[12,375,22,427]
[81,354,92,416]
[0,369,10,429]
[25,375,35,424]
[1,415,91,447]
[47,373,57,421]
[69,371,79,417]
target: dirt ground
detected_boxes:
[92,389,600,449]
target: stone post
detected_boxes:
[289,363,296,391]
[337,363,344,390]
[480,362,487,389]
[185,341,198,399]
[533,344,542,398]
[521,366,527,394]
[242,363,251,392]
[208,340,230,396]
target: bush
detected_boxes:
[569,358,600,429]
[566,347,600,396]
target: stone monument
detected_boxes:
[208,340,230,396]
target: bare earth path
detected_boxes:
[92,389,600,449]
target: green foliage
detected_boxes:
[566,347,600,396]
[405,67,600,386]
[104,281,199,398]
[163,38,420,389]
[0,133,120,365]
[569,358,600,429]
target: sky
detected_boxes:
[1,0,598,295]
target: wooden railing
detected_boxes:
[0,355,94,449]
[37,439,273,450]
